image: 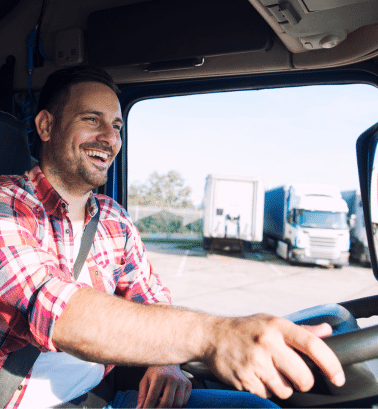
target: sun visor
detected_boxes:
[87,0,271,69]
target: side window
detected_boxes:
[127,84,378,326]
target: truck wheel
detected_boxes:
[287,245,297,265]
[263,236,276,250]
[243,241,252,253]
[203,237,212,250]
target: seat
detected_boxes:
[0,110,32,175]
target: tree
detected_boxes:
[136,210,184,233]
[128,170,194,208]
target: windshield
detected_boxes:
[295,210,348,229]
[127,83,378,327]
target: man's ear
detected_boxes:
[35,110,54,142]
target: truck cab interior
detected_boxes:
[2,0,378,407]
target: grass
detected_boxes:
[141,237,203,250]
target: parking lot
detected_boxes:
[144,240,378,328]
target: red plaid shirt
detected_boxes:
[0,164,171,408]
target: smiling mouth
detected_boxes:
[85,149,110,164]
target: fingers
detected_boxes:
[272,340,316,393]
[136,375,152,408]
[209,315,345,401]
[237,366,290,400]
[156,383,177,408]
[284,322,345,388]
[136,366,192,408]
[260,368,294,399]
[182,380,192,407]
[140,378,188,408]
[301,323,333,338]
[236,339,307,399]
[137,374,165,408]
[157,374,191,408]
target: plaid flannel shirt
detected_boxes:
[0,164,171,408]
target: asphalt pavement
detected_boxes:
[144,241,378,328]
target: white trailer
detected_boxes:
[203,175,264,252]
[342,190,370,265]
[264,184,350,267]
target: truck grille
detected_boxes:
[309,236,339,259]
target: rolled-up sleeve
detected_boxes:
[115,222,171,305]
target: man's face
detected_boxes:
[44,81,123,192]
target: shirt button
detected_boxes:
[65,229,70,234]
[18,385,23,391]
[94,271,99,275]
[61,203,66,208]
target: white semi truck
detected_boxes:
[203,175,264,252]
[264,184,350,267]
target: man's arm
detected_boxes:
[52,287,345,400]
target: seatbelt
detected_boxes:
[73,198,100,277]
[0,198,100,409]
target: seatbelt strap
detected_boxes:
[73,197,100,280]
[0,197,100,408]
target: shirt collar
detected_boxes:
[29,164,67,216]
[28,164,98,220]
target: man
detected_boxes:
[0,66,345,409]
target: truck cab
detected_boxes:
[265,184,350,267]
[286,184,350,267]
[3,0,378,407]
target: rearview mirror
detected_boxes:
[356,123,378,277]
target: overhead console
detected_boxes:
[87,0,272,71]
[259,0,378,50]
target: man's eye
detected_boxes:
[85,117,97,124]
[113,124,122,131]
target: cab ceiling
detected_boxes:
[0,0,377,91]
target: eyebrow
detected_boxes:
[80,110,124,126]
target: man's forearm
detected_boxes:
[52,287,216,366]
[52,287,345,400]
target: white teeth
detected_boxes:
[85,150,109,160]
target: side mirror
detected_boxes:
[356,123,378,277]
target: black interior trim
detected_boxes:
[88,0,271,68]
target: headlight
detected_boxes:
[294,231,307,248]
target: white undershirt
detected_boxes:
[18,229,105,409]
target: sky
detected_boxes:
[127,84,378,206]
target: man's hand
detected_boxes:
[136,365,192,408]
[205,314,345,400]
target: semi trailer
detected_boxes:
[203,175,264,252]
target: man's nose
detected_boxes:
[96,122,119,146]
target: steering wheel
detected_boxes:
[182,296,378,408]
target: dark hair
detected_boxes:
[37,66,120,119]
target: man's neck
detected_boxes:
[40,162,91,223]
[64,194,90,223]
